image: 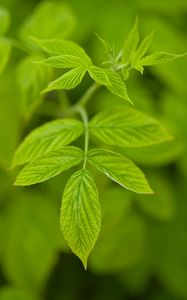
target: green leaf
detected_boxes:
[0,38,11,75]
[37,54,88,69]
[32,37,92,67]
[138,51,187,66]
[122,18,139,64]
[20,2,75,41]
[0,7,10,35]
[88,149,153,194]
[42,67,86,93]
[14,147,84,186]
[12,119,84,167]
[61,169,101,268]
[89,106,172,148]
[88,66,132,103]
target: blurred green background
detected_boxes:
[0,0,187,299]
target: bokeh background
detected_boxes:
[0,0,187,299]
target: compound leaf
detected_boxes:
[12,119,84,167]
[122,18,139,64]
[89,106,172,148]
[61,169,101,269]
[42,67,86,93]
[14,146,84,186]
[88,149,153,194]
[88,66,131,103]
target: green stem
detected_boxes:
[77,82,100,107]
[73,106,89,169]
[63,82,100,167]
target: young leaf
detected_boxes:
[42,67,86,93]
[31,37,92,67]
[88,149,153,194]
[138,51,187,66]
[132,31,154,62]
[0,38,11,75]
[37,54,88,69]
[14,146,84,186]
[61,169,101,269]
[95,33,113,58]
[12,119,84,167]
[104,69,132,103]
[0,7,10,35]
[88,66,132,103]
[89,106,172,148]
[122,18,139,64]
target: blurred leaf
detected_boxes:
[147,178,187,298]
[119,255,151,295]
[89,106,172,147]
[20,1,76,44]
[141,17,187,92]
[16,54,51,118]
[0,38,11,75]
[88,149,153,194]
[43,67,87,93]
[0,72,19,168]
[12,119,84,167]
[0,287,39,300]
[90,204,145,273]
[3,192,62,292]
[120,140,184,167]
[0,7,10,35]
[137,0,187,13]
[88,66,131,103]
[135,172,175,220]
[14,146,84,186]
[61,169,101,269]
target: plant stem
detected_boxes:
[73,106,89,169]
[63,82,100,168]
[77,82,100,107]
